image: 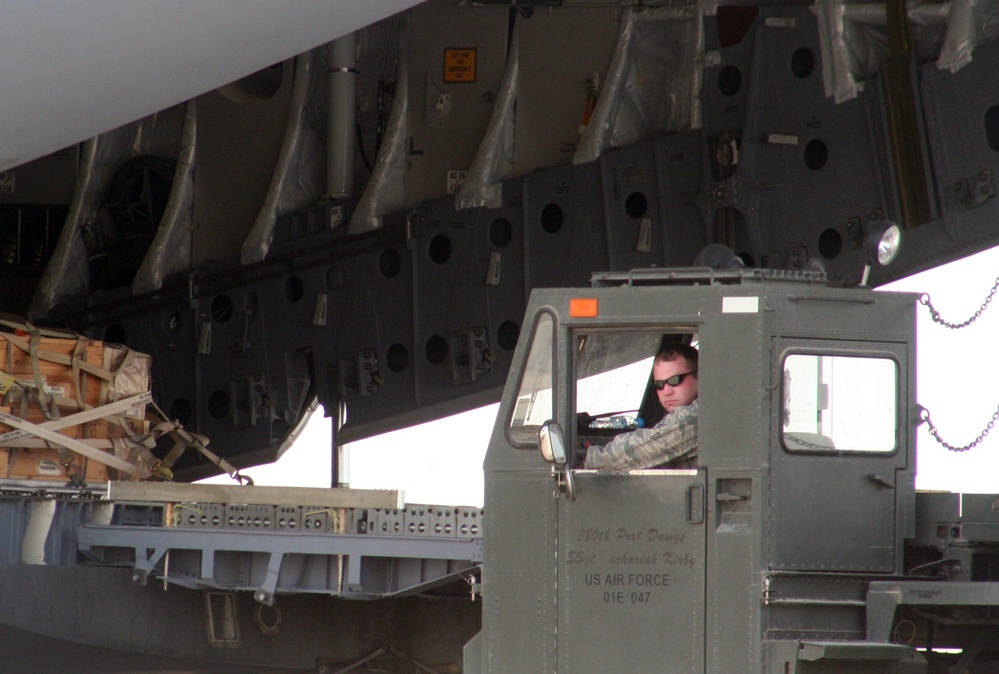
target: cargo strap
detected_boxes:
[0,314,155,483]
[1,330,114,400]
[149,400,252,485]
[0,412,152,478]
[0,392,152,446]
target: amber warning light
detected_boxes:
[569,298,598,317]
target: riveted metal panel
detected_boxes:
[654,132,708,266]
[410,196,518,398]
[514,6,620,175]
[522,161,607,291]
[706,469,765,673]
[700,10,758,137]
[917,41,999,270]
[599,140,667,271]
[327,236,415,440]
[768,337,908,573]
[556,472,706,673]
[481,471,556,674]
[405,0,509,206]
[738,6,888,278]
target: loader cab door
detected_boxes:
[770,341,907,573]
[555,331,706,673]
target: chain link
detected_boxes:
[917,277,999,451]
[918,276,999,329]
[919,404,999,452]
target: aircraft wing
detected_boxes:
[0,0,420,171]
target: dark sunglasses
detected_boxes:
[650,371,697,390]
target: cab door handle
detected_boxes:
[686,485,704,524]
[867,474,894,489]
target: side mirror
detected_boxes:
[540,421,575,500]
[539,421,567,465]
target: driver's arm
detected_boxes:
[582,400,698,471]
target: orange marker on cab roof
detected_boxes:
[569,298,598,317]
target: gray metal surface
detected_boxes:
[79,523,480,601]
[10,4,999,671]
[917,40,999,271]
[109,481,402,510]
[557,472,706,673]
[4,2,999,471]
[767,338,909,574]
[0,564,479,673]
[404,0,509,207]
[481,274,925,672]
[0,1,423,172]
[737,6,889,275]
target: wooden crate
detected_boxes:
[1,330,154,481]
[0,333,105,407]
[0,446,109,482]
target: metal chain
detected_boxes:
[919,404,999,453]
[918,276,999,329]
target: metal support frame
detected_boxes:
[867,581,999,642]
[78,523,482,603]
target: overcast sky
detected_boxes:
[882,244,999,493]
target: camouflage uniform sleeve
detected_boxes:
[582,400,698,471]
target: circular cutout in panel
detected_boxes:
[170,398,193,426]
[818,228,843,259]
[985,105,999,151]
[624,192,648,220]
[283,275,304,303]
[211,294,234,324]
[791,47,816,79]
[540,203,564,234]
[103,323,126,344]
[489,217,513,248]
[325,265,345,291]
[497,320,520,351]
[803,139,828,170]
[163,310,182,335]
[429,234,452,265]
[718,65,742,97]
[386,343,409,373]
[379,249,402,278]
[425,335,448,365]
[208,390,230,420]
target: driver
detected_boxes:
[583,345,698,471]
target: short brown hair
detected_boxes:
[655,344,698,370]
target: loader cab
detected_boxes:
[478,270,918,673]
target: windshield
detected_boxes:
[508,312,555,445]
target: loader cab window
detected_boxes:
[781,353,898,453]
[508,312,555,445]
[574,333,696,448]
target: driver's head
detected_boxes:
[650,345,698,412]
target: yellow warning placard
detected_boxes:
[444,48,477,84]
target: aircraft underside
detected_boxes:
[2,1,999,670]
